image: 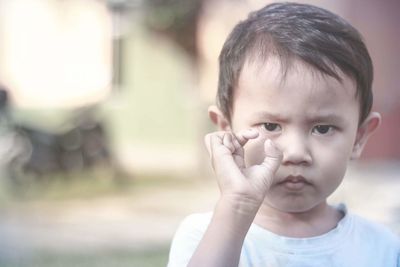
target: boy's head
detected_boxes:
[216,2,373,125]
[208,2,381,213]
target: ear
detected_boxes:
[208,105,231,131]
[351,112,381,159]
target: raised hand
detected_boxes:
[205,128,283,210]
[183,129,283,267]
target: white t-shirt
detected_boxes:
[168,205,400,267]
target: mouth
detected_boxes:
[278,175,310,191]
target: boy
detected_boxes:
[168,2,400,267]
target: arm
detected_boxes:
[187,129,282,267]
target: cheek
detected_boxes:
[315,141,353,187]
[319,135,355,165]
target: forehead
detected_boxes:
[235,56,357,99]
[232,57,359,122]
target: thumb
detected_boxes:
[252,139,282,189]
[261,139,282,174]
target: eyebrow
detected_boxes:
[307,114,345,124]
[252,111,346,124]
[252,111,289,122]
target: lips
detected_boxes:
[278,175,310,191]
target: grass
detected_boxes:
[0,164,198,204]
[0,166,125,202]
[0,169,192,267]
[0,247,170,267]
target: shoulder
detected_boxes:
[349,213,400,247]
[167,212,212,267]
[348,214,400,265]
[178,212,213,230]
[177,212,212,236]
[351,214,399,239]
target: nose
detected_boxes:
[277,132,312,166]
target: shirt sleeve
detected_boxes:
[167,213,211,267]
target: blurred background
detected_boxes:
[0,0,398,266]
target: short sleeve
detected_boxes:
[167,213,212,267]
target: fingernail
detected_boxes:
[246,128,258,135]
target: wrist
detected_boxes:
[217,193,262,220]
[187,194,259,267]
[210,194,261,239]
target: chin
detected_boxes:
[266,197,320,214]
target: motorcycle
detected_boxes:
[0,89,112,188]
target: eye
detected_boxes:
[262,123,281,132]
[312,125,334,135]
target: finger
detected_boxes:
[208,133,224,170]
[260,139,282,180]
[231,133,242,151]
[245,139,282,191]
[222,133,236,153]
[204,131,225,156]
[231,134,246,169]
[263,139,282,163]
[231,129,258,169]
[209,133,242,177]
[235,128,259,146]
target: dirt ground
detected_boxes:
[0,162,399,266]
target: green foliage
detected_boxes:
[143,0,204,58]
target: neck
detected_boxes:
[254,201,343,238]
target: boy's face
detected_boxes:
[225,58,373,213]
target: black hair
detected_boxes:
[217,2,373,124]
